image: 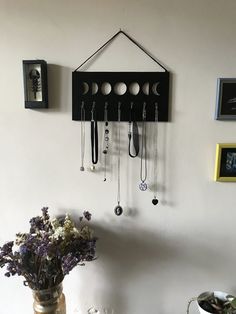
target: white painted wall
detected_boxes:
[1,0,236,313]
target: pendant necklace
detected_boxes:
[139,102,148,191]
[90,102,98,171]
[128,102,139,158]
[152,103,159,205]
[80,101,86,171]
[114,102,123,216]
[103,102,109,181]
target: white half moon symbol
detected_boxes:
[92,82,98,95]
[152,82,160,96]
[142,82,149,95]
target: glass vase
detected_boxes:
[32,282,66,314]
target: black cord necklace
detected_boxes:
[152,103,159,205]
[128,102,139,158]
[139,102,148,191]
[114,102,123,216]
[90,102,98,171]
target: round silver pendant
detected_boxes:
[139,182,147,191]
[80,166,85,171]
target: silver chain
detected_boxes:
[80,102,85,171]
[140,102,147,182]
[154,103,158,197]
[117,102,121,205]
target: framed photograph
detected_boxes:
[215,78,236,120]
[214,143,236,181]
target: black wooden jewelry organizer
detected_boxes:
[72,30,170,122]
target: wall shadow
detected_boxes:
[47,64,72,113]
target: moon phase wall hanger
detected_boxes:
[72,30,170,122]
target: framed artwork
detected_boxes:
[215,78,236,120]
[214,143,236,181]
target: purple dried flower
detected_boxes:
[62,253,79,275]
[83,211,92,221]
[41,207,50,222]
[35,234,52,257]
[29,216,44,233]
[19,245,28,255]
[0,241,14,256]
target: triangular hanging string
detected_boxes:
[74,30,168,72]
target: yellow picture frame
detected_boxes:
[214,143,236,181]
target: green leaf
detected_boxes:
[230,299,236,309]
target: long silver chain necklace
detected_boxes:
[152,103,159,205]
[114,102,123,216]
[139,102,148,191]
[103,102,109,181]
[80,101,85,171]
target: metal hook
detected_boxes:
[81,101,84,109]
[142,102,147,119]
[91,101,96,121]
[155,102,158,111]
[105,102,108,110]
[155,102,158,121]
[130,101,134,110]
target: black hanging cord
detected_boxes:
[128,103,139,158]
[91,102,98,165]
[74,30,168,72]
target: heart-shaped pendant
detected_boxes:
[152,198,158,205]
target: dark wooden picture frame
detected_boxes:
[215,78,236,120]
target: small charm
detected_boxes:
[139,181,147,191]
[152,198,158,205]
[80,166,85,171]
[90,165,95,171]
[114,205,123,216]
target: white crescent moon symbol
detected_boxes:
[82,82,89,95]
[152,82,160,96]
